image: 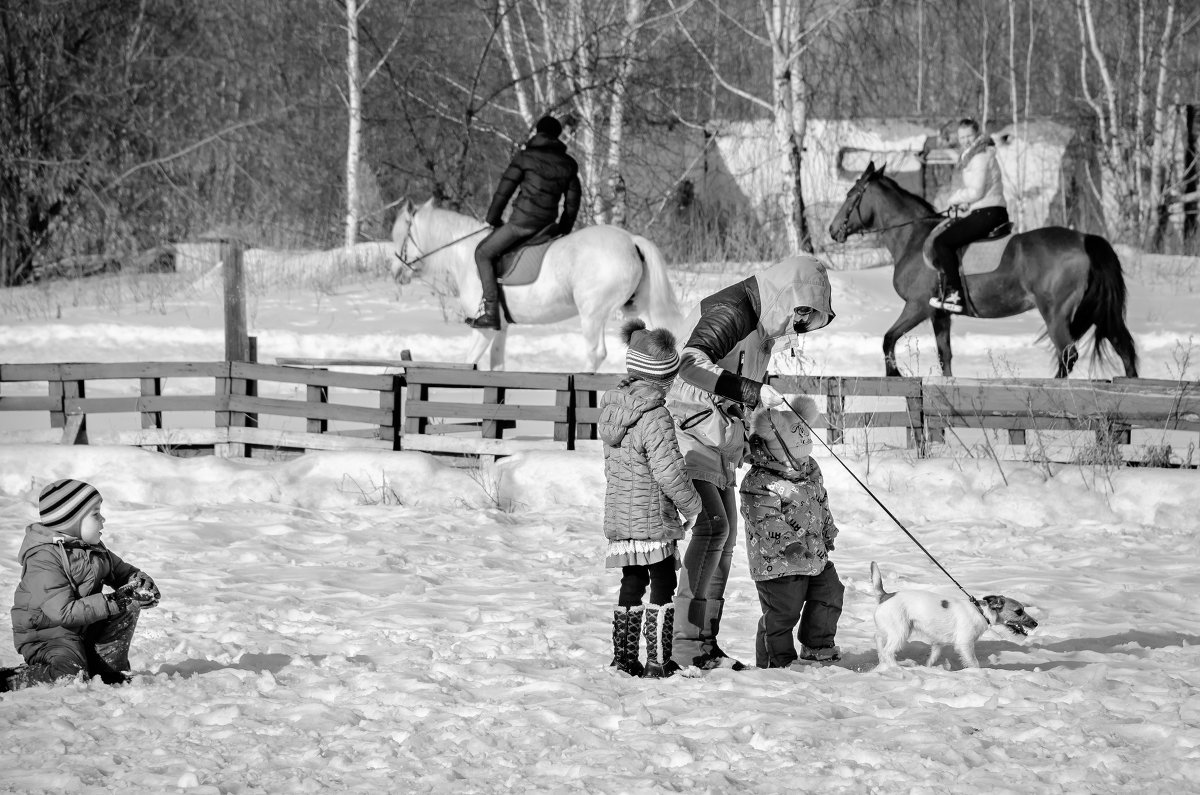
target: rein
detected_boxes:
[834,178,950,240]
[771,393,989,619]
[394,223,489,275]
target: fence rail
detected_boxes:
[2,361,1198,467]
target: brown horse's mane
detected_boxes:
[873,172,938,217]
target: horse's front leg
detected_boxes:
[930,310,954,376]
[465,328,500,370]
[489,329,508,371]
[883,302,932,377]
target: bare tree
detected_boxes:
[1075,0,1190,244]
[671,0,852,252]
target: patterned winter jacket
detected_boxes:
[486,134,582,233]
[738,438,839,582]
[666,255,835,488]
[600,378,703,543]
[11,523,140,655]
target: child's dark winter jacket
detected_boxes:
[739,438,839,581]
[11,523,141,655]
[599,378,702,543]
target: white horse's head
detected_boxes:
[390,198,434,285]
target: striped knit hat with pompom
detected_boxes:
[621,320,681,384]
[39,479,102,536]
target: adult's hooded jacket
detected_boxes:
[665,255,835,488]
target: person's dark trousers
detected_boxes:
[17,607,141,687]
[932,207,1010,295]
[619,556,677,607]
[473,223,539,305]
[753,563,844,668]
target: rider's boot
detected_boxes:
[929,269,965,314]
[467,300,501,330]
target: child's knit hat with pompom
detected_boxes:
[621,320,680,386]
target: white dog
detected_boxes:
[870,561,1037,670]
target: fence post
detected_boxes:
[558,376,574,449]
[826,377,845,445]
[905,377,927,457]
[221,239,249,364]
[385,374,403,450]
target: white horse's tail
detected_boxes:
[628,234,684,335]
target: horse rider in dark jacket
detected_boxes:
[468,114,583,330]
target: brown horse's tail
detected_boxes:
[1073,236,1139,377]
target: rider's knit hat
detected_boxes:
[535,115,563,139]
[39,479,102,536]
[621,320,680,385]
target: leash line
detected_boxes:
[773,394,986,614]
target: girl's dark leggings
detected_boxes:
[618,556,677,607]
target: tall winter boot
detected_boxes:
[467,300,501,330]
[610,605,645,677]
[642,603,681,678]
[693,598,746,671]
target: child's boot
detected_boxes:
[642,603,681,678]
[798,644,842,663]
[610,605,645,677]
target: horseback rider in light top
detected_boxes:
[929,118,1009,314]
[467,115,583,331]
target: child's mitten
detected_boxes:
[127,572,161,608]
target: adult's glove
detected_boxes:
[759,383,786,410]
[126,572,161,608]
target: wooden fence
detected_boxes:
[2,361,1199,467]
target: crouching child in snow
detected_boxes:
[600,321,702,678]
[3,479,160,691]
[739,396,845,668]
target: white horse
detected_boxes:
[390,198,683,372]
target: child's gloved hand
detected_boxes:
[126,572,161,608]
[682,512,700,532]
[109,582,138,613]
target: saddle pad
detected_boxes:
[497,239,554,286]
[959,235,1013,275]
[923,218,1013,276]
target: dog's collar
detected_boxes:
[967,596,992,624]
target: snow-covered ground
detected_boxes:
[1,247,1199,793]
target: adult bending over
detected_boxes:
[666,255,835,670]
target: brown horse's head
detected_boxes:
[828,161,885,243]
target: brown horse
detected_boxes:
[828,162,1138,378]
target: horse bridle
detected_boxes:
[393,221,488,278]
[834,177,950,240]
[835,179,871,241]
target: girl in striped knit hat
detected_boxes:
[3,479,160,691]
[598,320,702,678]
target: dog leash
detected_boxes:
[772,395,989,619]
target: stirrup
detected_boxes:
[929,291,964,314]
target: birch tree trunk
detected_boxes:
[603,0,647,227]
[768,0,812,252]
[1075,0,1179,243]
[344,0,362,247]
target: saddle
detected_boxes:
[497,224,561,286]
[923,219,1016,317]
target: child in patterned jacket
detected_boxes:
[739,395,844,668]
